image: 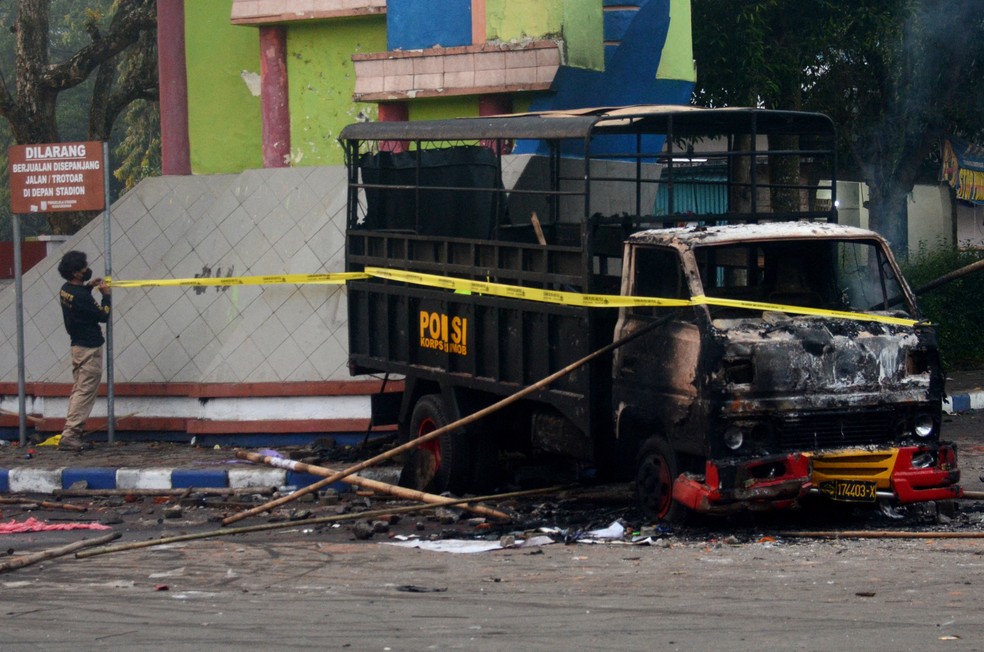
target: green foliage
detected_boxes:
[113,100,160,191]
[0,0,159,240]
[901,245,984,370]
[691,0,984,253]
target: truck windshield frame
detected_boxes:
[692,237,915,319]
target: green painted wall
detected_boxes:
[656,0,696,82]
[287,17,387,166]
[486,0,603,71]
[408,96,478,122]
[562,0,603,70]
[405,94,534,123]
[185,0,263,174]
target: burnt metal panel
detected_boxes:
[777,409,897,451]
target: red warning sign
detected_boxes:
[8,141,105,213]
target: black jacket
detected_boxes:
[60,282,110,347]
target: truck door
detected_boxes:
[613,245,700,443]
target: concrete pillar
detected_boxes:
[157,0,191,175]
[479,95,512,153]
[379,102,409,153]
[260,26,290,168]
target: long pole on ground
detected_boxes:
[235,450,511,520]
[223,319,664,526]
[12,212,27,446]
[102,141,115,444]
[80,485,568,559]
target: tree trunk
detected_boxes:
[769,133,801,216]
[866,186,909,259]
[729,134,754,214]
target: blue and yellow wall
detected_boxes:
[181,0,695,173]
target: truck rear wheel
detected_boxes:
[408,394,473,495]
[636,437,688,524]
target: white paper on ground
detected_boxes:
[383,535,556,554]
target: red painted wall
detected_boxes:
[0,241,47,279]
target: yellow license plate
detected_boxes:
[818,479,878,502]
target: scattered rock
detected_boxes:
[163,506,182,519]
[352,521,375,540]
[434,507,460,524]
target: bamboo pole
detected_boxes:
[781,530,984,540]
[0,408,43,425]
[222,321,661,526]
[235,451,510,520]
[959,491,984,500]
[913,258,984,296]
[54,486,276,498]
[78,484,569,559]
[0,532,120,573]
[0,497,87,512]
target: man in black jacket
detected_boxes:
[56,250,111,451]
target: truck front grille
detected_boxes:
[777,410,897,452]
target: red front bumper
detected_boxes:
[672,445,961,514]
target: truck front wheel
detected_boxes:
[406,394,473,495]
[636,437,688,524]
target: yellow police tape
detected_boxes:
[107,268,919,327]
[364,267,693,308]
[107,272,367,288]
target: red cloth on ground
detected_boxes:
[0,516,112,534]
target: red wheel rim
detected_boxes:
[639,454,672,518]
[417,416,441,469]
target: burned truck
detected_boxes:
[340,106,960,521]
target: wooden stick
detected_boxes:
[235,451,510,520]
[959,490,984,500]
[780,530,984,540]
[222,321,660,526]
[78,484,569,559]
[530,211,547,245]
[0,408,43,426]
[0,532,120,573]
[0,497,87,512]
[54,486,276,498]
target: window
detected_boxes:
[632,247,686,315]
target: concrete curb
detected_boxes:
[0,466,401,495]
[943,389,984,415]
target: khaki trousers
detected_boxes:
[62,345,103,438]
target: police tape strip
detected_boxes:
[688,295,919,327]
[107,272,368,288]
[364,267,693,308]
[365,267,920,326]
[107,268,919,327]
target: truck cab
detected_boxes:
[616,223,957,520]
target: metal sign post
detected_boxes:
[102,142,114,443]
[7,140,109,445]
[11,213,27,446]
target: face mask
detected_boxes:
[80,268,93,283]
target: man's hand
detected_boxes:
[89,278,112,295]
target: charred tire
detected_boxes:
[468,420,499,494]
[636,437,688,524]
[409,394,473,495]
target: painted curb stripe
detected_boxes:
[228,468,286,488]
[171,469,229,489]
[9,468,62,493]
[62,467,116,490]
[116,468,174,490]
